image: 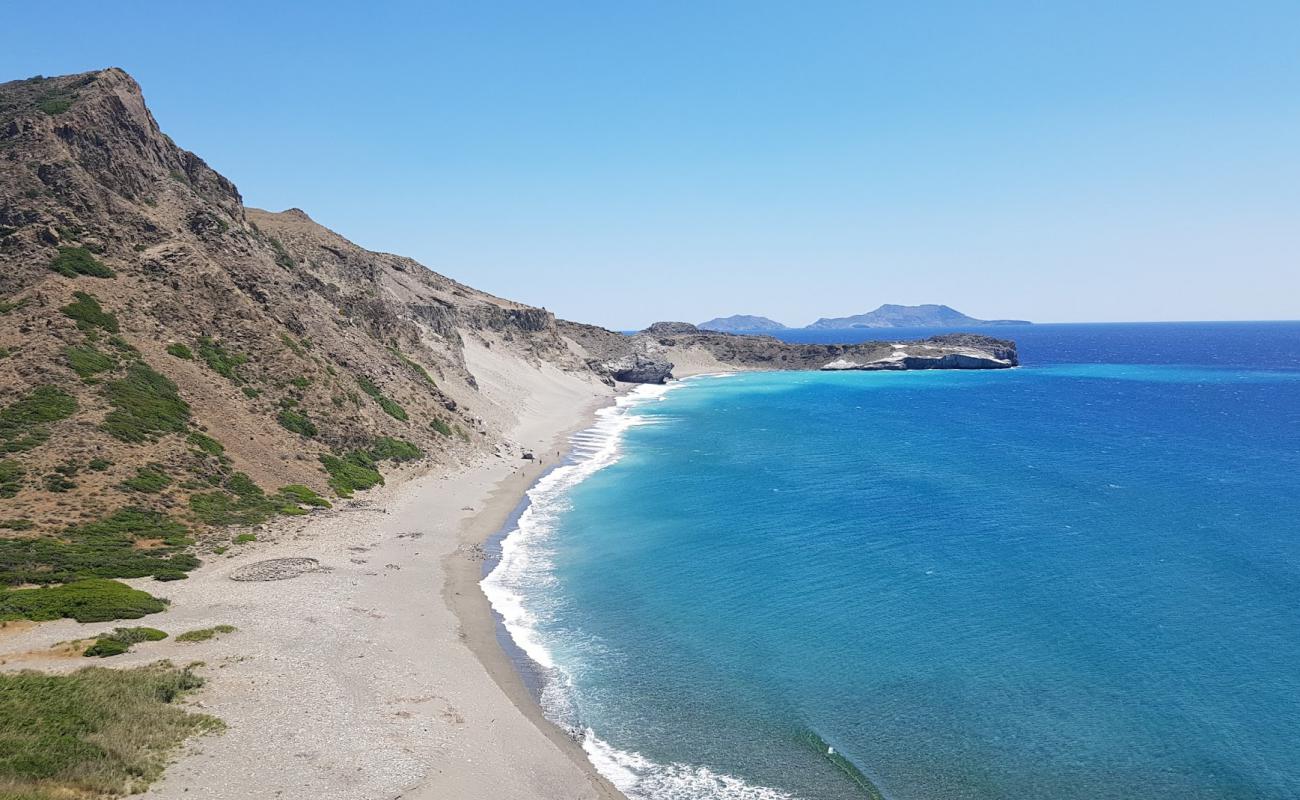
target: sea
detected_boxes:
[482,321,1300,800]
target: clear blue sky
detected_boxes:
[6,1,1298,328]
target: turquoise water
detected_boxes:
[484,323,1300,800]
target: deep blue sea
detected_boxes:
[484,322,1300,800]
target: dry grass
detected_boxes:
[0,662,222,799]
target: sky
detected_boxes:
[4,1,1298,328]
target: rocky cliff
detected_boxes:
[562,322,1017,379]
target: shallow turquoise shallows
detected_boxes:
[484,323,1300,800]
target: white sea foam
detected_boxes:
[482,379,800,800]
[584,730,798,800]
[482,382,675,671]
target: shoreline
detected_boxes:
[439,396,626,800]
[2,369,625,799]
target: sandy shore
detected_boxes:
[1,364,626,799]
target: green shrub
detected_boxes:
[353,379,408,421]
[35,89,75,115]
[276,408,317,437]
[107,335,139,356]
[50,246,115,278]
[87,457,112,471]
[60,291,119,332]
[83,626,168,658]
[430,418,453,437]
[280,333,305,357]
[83,637,130,657]
[175,624,235,643]
[0,579,167,622]
[100,362,190,443]
[0,518,34,531]
[0,460,24,498]
[268,237,294,268]
[166,342,193,359]
[289,376,311,390]
[189,473,304,526]
[42,470,77,492]
[0,297,26,314]
[278,484,331,508]
[186,431,224,456]
[0,663,220,797]
[122,465,171,493]
[377,396,407,421]
[233,533,256,544]
[370,436,422,462]
[197,337,248,383]
[1,386,77,454]
[319,451,383,498]
[241,386,261,398]
[389,346,436,386]
[0,509,197,586]
[64,344,116,380]
[355,376,408,421]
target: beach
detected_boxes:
[0,358,626,800]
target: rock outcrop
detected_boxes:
[595,325,1018,377]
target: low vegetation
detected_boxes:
[186,431,224,456]
[0,508,197,586]
[42,463,77,493]
[188,472,324,527]
[0,579,167,623]
[276,408,317,437]
[370,436,422,462]
[60,291,119,332]
[100,362,191,443]
[196,337,248,383]
[0,518,34,531]
[0,459,24,498]
[356,376,407,420]
[121,465,171,493]
[83,626,168,658]
[0,663,221,798]
[277,484,330,508]
[279,332,305,357]
[63,344,116,380]
[268,236,294,269]
[49,246,115,278]
[430,418,453,437]
[175,624,236,643]
[165,342,193,359]
[1,386,78,454]
[320,451,383,497]
[390,346,436,386]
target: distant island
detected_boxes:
[698,314,789,332]
[806,304,1030,329]
[699,304,1030,331]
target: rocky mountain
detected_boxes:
[698,314,788,332]
[0,68,615,550]
[807,304,1030,329]
[0,68,1018,578]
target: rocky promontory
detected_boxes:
[560,322,1018,383]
